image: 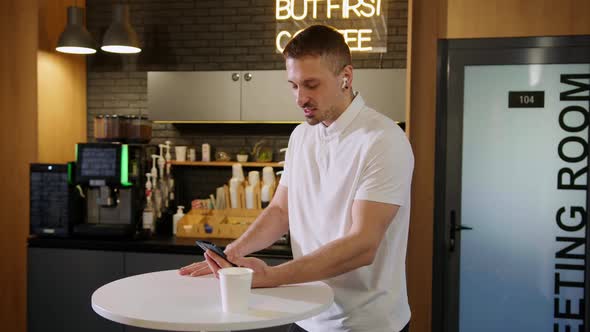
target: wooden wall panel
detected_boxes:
[0,1,87,331]
[0,1,38,331]
[444,0,590,38]
[37,0,87,163]
[406,1,590,332]
[405,0,442,331]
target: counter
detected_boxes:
[27,235,293,259]
[27,235,292,332]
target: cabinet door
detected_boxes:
[148,71,241,121]
[352,69,406,122]
[241,70,302,122]
[28,248,125,332]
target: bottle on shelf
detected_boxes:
[142,195,154,234]
[173,205,185,235]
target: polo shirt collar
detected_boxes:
[320,92,364,139]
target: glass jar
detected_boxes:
[252,140,273,162]
[104,114,121,142]
[103,115,112,141]
[112,114,121,141]
[119,115,130,142]
[125,115,137,142]
[93,115,106,141]
[127,115,152,143]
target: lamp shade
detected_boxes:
[101,4,141,54]
[56,6,96,54]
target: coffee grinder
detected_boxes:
[73,143,144,237]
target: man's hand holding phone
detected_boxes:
[178,241,237,277]
[178,240,275,288]
[195,241,237,266]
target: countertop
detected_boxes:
[27,235,293,259]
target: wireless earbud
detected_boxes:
[341,77,348,89]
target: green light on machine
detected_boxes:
[120,144,132,187]
[67,162,73,185]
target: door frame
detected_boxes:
[433,35,590,332]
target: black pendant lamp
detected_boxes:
[56,6,96,54]
[101,4,141,54]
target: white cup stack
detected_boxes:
[232,163,245,182]
[245,185,254,209]
[229,177,240,209]
[248,171,260,188]
[262,166,274,186]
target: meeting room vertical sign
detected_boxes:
[554,72,590,332]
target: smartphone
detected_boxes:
[195,240,237,267]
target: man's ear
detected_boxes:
[341,65,353,90]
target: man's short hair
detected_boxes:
[282,25,352,75]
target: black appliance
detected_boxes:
[30,163,82,237]
[73,143,145,238]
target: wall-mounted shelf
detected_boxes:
[170,161,283,167]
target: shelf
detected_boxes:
[169,161,283,167]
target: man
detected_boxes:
[179,24,414,332]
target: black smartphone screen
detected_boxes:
[195,240,237,267]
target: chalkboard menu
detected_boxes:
[30,164,71,236]
[76,143,121,185]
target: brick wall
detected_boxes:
[86,0,408,144]
[85,0,407,203]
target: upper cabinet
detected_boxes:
[240,70,300,122]
[353,69,406,122]
[148,69,406,123]
[148,71,241,122]
[149,71,300,122]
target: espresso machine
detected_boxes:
[73,143,145,237]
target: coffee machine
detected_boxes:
[73,143,145,237]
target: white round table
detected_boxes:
[91,270,334,331]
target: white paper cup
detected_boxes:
[218,267,253,313]
[175,146,187,161]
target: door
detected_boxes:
[434,36,590,332]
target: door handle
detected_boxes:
[449,210,472,252]
[455,225,473,231]
[231,73,240,81]
[244,72,252,81]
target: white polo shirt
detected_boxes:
[279,93,414,332]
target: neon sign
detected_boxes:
[275,0,388,53]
